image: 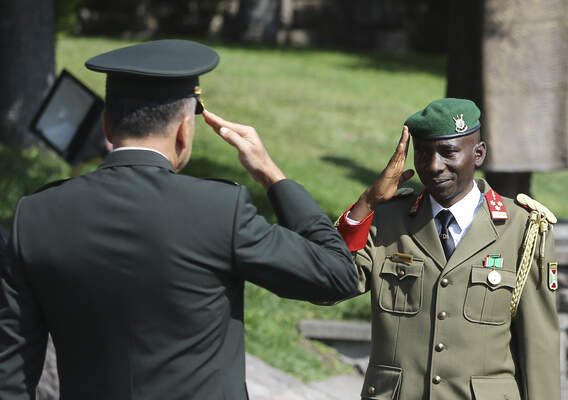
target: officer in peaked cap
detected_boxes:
[334,98,560,399]
[0,40,358,399]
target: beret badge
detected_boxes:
[453,113,468,133]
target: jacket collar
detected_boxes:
[98,149,175,173]
[410,179,499,271]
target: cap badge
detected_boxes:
[453,113,468,133]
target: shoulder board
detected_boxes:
[204,177,239,186]
[516,193,557,224]
[393,187,414,199]
[485,190,508,220]
[33,178,70,194]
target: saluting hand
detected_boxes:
[349,126,414,221]
[203,110,286,190]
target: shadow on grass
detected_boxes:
[321,155,424,192]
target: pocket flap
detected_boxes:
[381,259,424,280]
[361,364,402,399]
[471,267,516,290]
[471,376,520,400]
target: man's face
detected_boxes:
[413,132,486,208]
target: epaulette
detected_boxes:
[204,177,239,186]
[33,178,70,194]
[515,193,557,224]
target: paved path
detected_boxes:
[246,354,363,400]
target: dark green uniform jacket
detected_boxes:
[354,180,559,400]
[0,149,358,400]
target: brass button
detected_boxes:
[432,375,442,384]
[367,385,376,395]
[438,311,447,320]
[397,268,406,277]
[435,343,445,352]
[440,278,449,287]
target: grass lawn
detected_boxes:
[2,35,568,381]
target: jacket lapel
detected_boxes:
[410,196,447,270]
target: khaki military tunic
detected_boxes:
[352,180,559,399]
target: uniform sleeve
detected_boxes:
[513,226,560,399]
[231,179,359,302]
[335,205,374,252]
[0,200,48,399]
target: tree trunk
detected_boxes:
[0,0,55,146]
[231,0,281,43]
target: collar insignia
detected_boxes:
[453,113,468,133]
[485,190,508,220]
[409,189,427,216]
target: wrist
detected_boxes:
[258,163,286,190]
[349,194,375,221]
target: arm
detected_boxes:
[513,228,560,399]
[231,181,358,301]
[202,110,358,301]
[0,201,48,399]
[335,127,414,252]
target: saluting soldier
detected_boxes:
[0,40,358,400]
[335,98,560,399]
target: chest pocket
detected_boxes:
[464,266,517,325]
[378,258,424,315]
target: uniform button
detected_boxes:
[432,376,442,384]
[440,278,449,287]
[367,385,376,395]
[397,268,406,277]
[435,343,445,352]
[438,311,447,320]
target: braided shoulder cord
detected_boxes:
[510,211,540,318]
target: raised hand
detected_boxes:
[203,110,286,189]
[349,126,414,221]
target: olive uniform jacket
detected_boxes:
[340,179,559,400]
[0,149,358,400]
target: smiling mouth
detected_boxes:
[431,178,453,186]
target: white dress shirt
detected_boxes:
[430,181,483,247]
[112,146,169,161]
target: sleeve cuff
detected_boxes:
[335,203,374,252]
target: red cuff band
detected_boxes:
[336,204,374,252]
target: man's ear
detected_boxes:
[474,140,487,167]
[175,114,191,154]
[102,111,112,143]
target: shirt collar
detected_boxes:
[430,181,482,231]
[113,146,169,161]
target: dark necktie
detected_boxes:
[436,209,456,260]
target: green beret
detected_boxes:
[405,98,481,140]
[85,39,219,114]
